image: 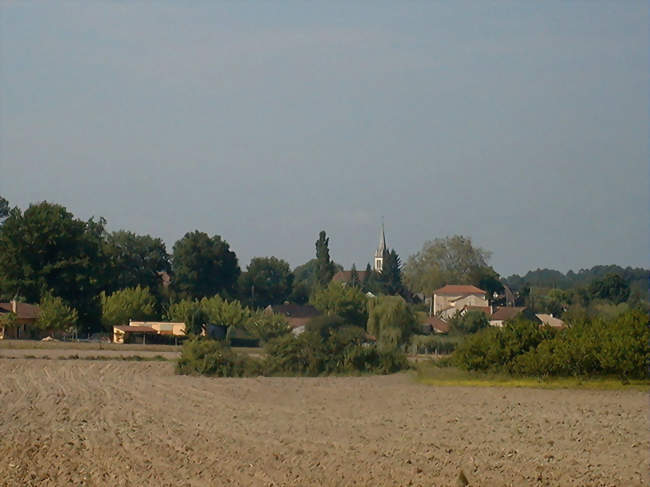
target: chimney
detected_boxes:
[10,299,17,313]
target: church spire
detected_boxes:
[374,218,387,272]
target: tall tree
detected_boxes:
[315,230,335,286]
[349,264,360,288]
[0,196,9,222]
[238,256,294,308]
[171,231,240,299]
[403,235,493,295]
[381,249,404,296]
[104,231,171,296]
[0,202,108,332]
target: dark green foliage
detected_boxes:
[449,310,489,335]
[588,273,630,304]
[0,196,9,221]
[264,328,408,376]
[410,334,459,354]
[0,202,108,332]
[238,256,294,308]
[292,258,343,301]
[304,314,346,340]
[381,249,404,296]
[187,307,209,336]
[172,231,240,299]
[454,310,648,379]
[176,339,261,377]
[349,264,360,288]
[104,231,171,303]
[176,326,410,377]
[315,231,336,287]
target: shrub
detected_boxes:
[176,338,261,377]
[454,310,649,379]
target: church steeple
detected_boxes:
[374,220,388,272]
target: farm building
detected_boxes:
[433,285,489,320]
[113,320,186,344]
[0,301,41,339]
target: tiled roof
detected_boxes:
[332,270,370,283]
[490,306,526,321]
[0,302,40,320]
[422,315,450,334]
[536,314,566,329]
[113,326,157,333]
[434,285,486,296]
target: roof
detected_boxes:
[0,302,40,320]
[129,321,185,327]
[332,270,370,283]
[463,306,492,317]
[490,306,526,321]
[266,304,321,319]
[113,325,157,333]
[434,285,486,296]
[536,314,566,329]
[422,315,450,334]
[286,317,312,329]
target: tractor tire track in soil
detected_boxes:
[0,359,646,486]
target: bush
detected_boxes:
[176,338,261,377]
[454,310,649,379]
[410,334,459,354]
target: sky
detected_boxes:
[1,2,648,277]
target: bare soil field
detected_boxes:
[0,359,646,486]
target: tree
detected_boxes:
[245,312,290,343]
[366,296,417,347]
[36,293,78,335]
[172,231,240,299]
[101,286,158,329]
[381,249,404,296]
[0,202,108,332]
[0,196,9,222]
[104,231,171,298]
[589,273,630,304]
[315,231,335,286]
[403,235,492,295]
[238,257,294,308]
[449,310,489,335]
[349,264,360,288]
[310,281,368,327]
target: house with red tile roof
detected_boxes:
[0,300,41,339]
[433,285,488,320]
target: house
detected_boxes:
[421,315,450,334]
[265,303,322,336]
[113,320,186,344]
[433,285,488,320]
[332,270,371,285]
[0,300,40,339]
[489,307,540,327]
[536,314,566,329]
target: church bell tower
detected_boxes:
[373,221,388,272]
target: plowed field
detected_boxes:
[0,359,646,486]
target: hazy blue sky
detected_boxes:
[1,2,648,276]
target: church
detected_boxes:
[332,223,389,284]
